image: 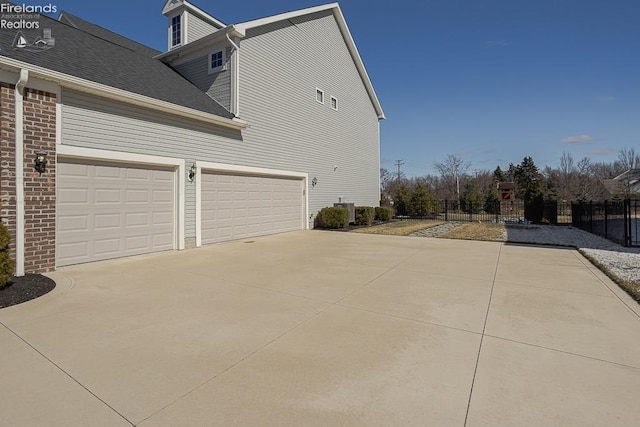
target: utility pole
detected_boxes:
[394,160,404,181]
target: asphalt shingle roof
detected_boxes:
[58,11,162,58]
[0,11,234,119]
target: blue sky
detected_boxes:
[44,0,639,177]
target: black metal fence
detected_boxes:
[571,199,639,247]
[399,200,571,225]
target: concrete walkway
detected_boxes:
[1,231,639,426]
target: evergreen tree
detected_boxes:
[514,156,544,202]
[393,184,411,216]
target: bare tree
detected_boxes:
[618,147,639,171]
[434,154,470,206]
[617,147,640,197]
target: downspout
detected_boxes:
[15,69,28,276]
[226,32,240,117]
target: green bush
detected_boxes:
[355,206,375,226]
[0,222,15,288]
[375,206,394,221]
[316,207,349,229]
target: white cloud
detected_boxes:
[560,135,594,144]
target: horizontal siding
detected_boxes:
[172,47,232,110]
[186,11,217,43]
[61,10,381,234]
[239,10,380,217]
[185,158,196,237]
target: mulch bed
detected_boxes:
[0,274,56,309]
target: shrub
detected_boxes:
[316,207,348,229]
[393,184,411,216]
[355,206,375,226]
[0,222,15,288]
[375,206,394,221]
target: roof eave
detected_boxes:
[155,25,245,61]
[0,56,248,130]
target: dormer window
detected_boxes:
[171,14,182,48]
[208,50,226,73]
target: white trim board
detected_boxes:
[0,57,248,130]
[195,161,309,247]
[56,145,186,251]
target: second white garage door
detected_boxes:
[57,159,176,267]
[201,172,304,244]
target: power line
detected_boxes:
[394,159,404,181]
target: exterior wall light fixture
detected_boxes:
[34,151,47,174]
[188,163,196,182]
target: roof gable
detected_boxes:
[234,3,384,120]
[162,0,226,28]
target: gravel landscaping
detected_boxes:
[420,222,638,301]
[505,225,640,299]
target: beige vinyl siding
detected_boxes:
[185,11,218,43]
[62,89,242,239]
[61,10,381,234]
[184,158,196,237]
[172,47,232,110]
[238,10,380,217]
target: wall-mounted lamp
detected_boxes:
[34,150,47,174]
[311,177,318,188]
[187,163,196,182]
[334,165,338,171]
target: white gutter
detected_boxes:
[0,57,249,131]
[226,32,240,117]
[15,69,28,276]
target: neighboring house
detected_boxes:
[0,1,384,275]
[602,169,640,198]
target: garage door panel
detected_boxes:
[57,160,175,267]
[126,189,149,203]
[201,172,303,245]
[95,238,121,256]
[94,213,120,230]
[95,189,121,203]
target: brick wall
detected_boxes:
[0,84,57,273]
[0,83,16,262]
[24,88,56,273]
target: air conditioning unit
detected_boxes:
[334,202,355,224]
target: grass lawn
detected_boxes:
[439,223,506,242]
[351,220,444,236]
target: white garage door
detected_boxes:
[57,159,175,267]
[201,172,303,244]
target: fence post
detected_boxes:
[495,200,499,223]
[624,199,630,247]
[604,200,608,240]
[444,200,448,221]
[589,200,593,232]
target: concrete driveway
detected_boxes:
[1,231,640,426]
